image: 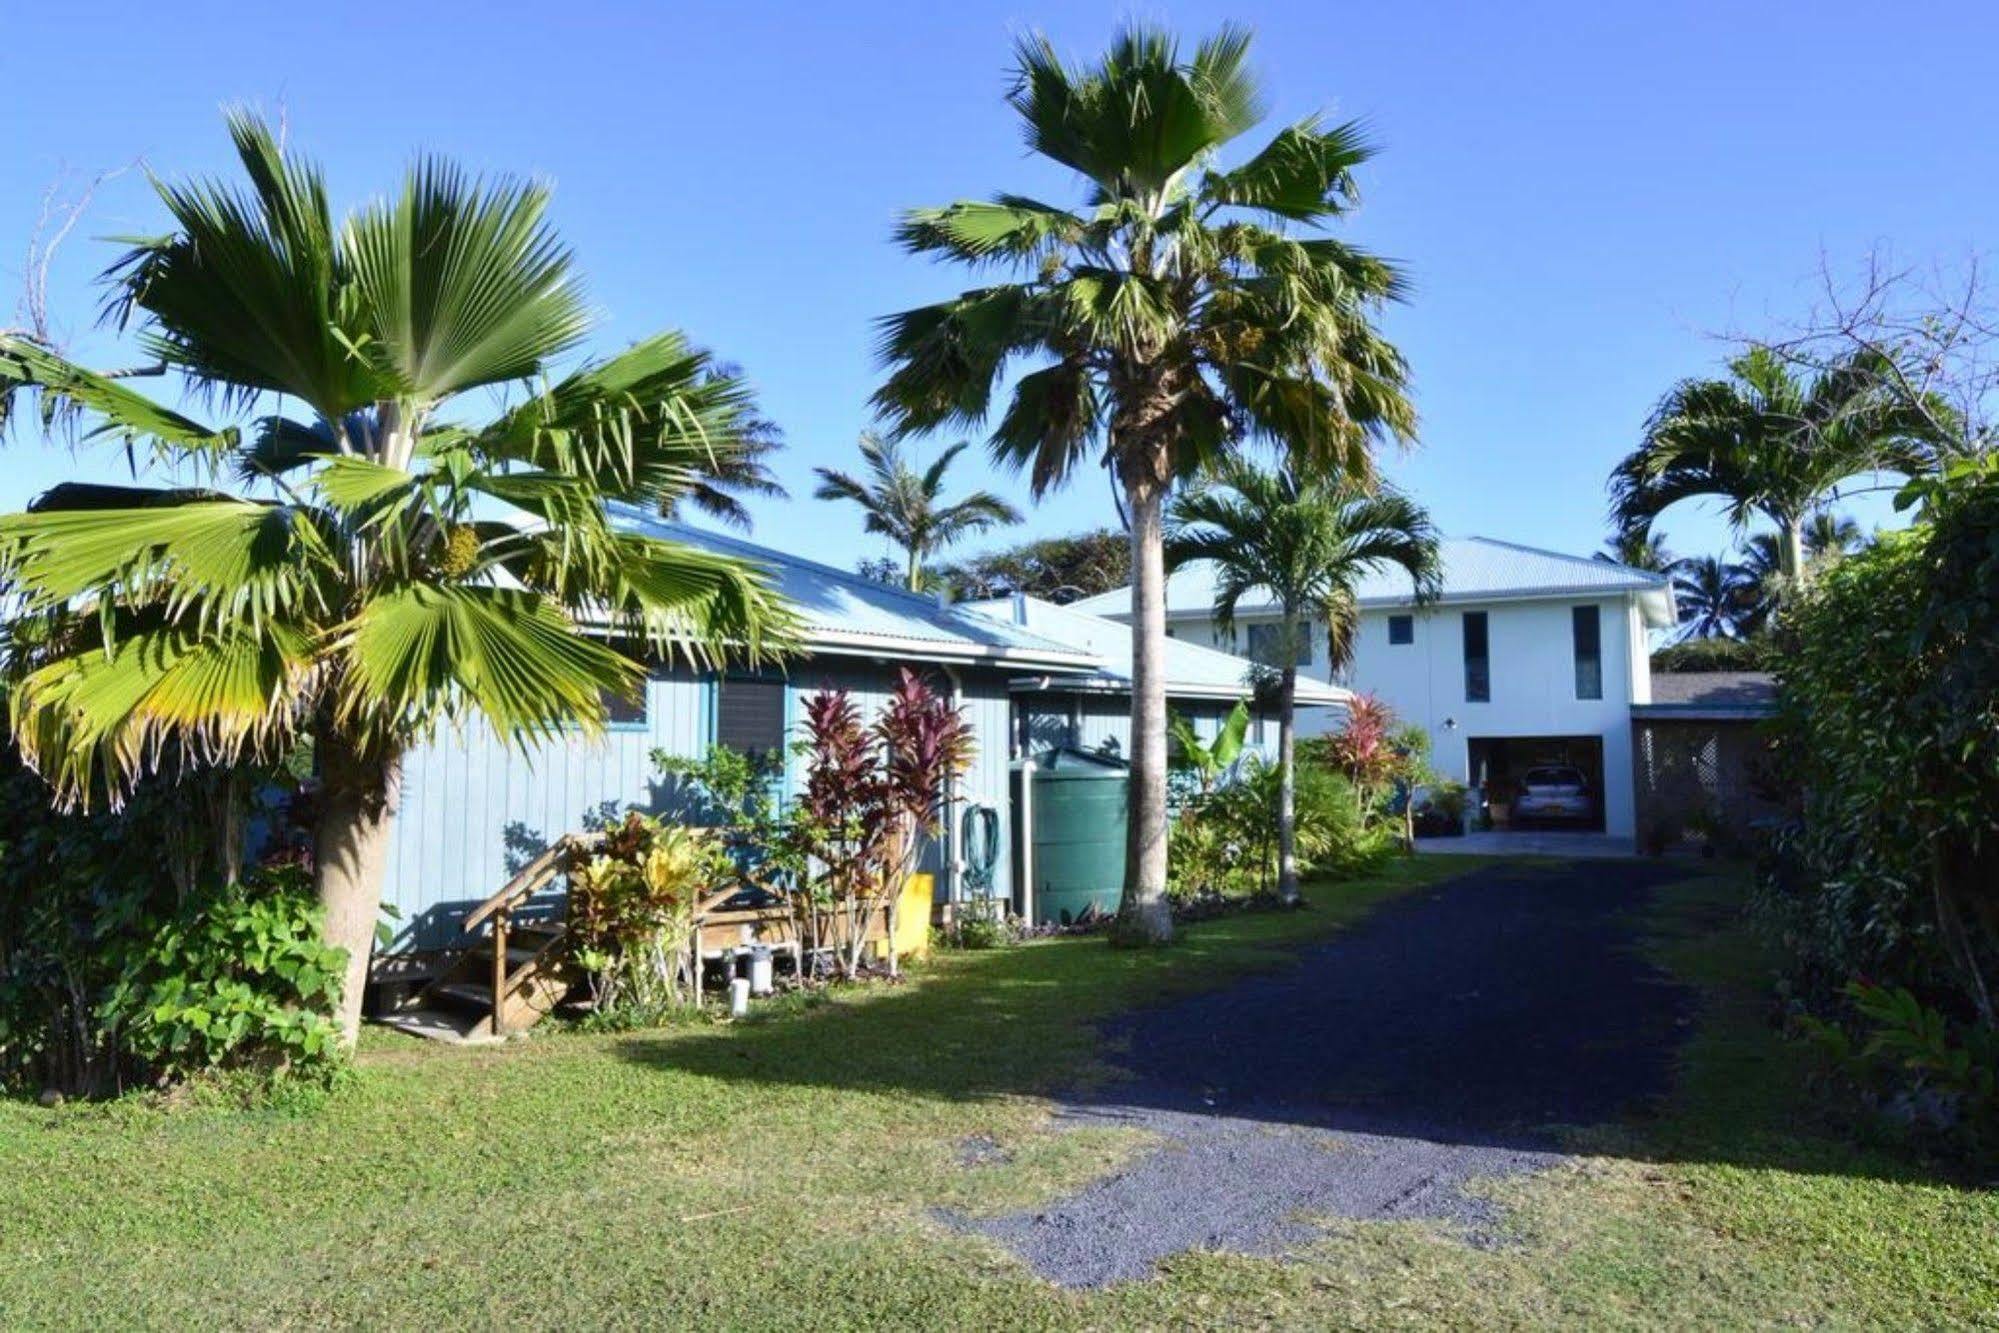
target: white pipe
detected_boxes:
[941,664,965,906]
[1017,756,1036,925]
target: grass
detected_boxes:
[2,853,1995,1329]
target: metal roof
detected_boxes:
[964,594,1351,707]
[1070,535,1678,628]
[609,506,1098,671]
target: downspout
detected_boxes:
[940,664,965,910]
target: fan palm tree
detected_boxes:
[874,25,1415,942]
[1166,459,1438,903]
[811,432,1020,590]
[0,115,793,1044]
[1672,555,1760,639]
[1611,344,1942,584]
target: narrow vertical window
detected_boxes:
[1462,611,1490,702]
[1572,605,1603,700]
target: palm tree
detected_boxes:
[1597,528,1679,574]
[0,115,792,1044]
[662,365,788,530]
[1672,555,1759,639]
[1166,459,1438,904]
[811,432,1020,590]
[1733,510,1863,631]
[1611,344,1943,582]
[874,26,1414,942]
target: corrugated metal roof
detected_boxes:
[1070,535,1675,625]
[609,505,1097,669]
[964,595,1350,707]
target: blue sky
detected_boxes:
[4,1,1994,572]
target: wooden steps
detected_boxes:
[380,840,592,1044]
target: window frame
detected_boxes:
[712,674,790,758]
[1387,613,1415,646]
[1571,604,1604,701]
[1462,611,1491,703]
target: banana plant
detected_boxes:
[1168,699,1253,795]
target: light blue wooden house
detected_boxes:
[380,515,1098,954]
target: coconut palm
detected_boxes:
[662,368,788,530]
[1166,459,1438,903]
[811,432,1020,590]
[0,115,793,1044]
[874,25,1415,942]
[1611,344,1942,583]
[1672,555,1760,639]
[1597,528,1679,574]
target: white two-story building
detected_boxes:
[1071,537,1676,838]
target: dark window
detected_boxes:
[715,677,787,756]
[1572,604,1603,700]
[603,685,648,728]
[1387,614,1414,645]
[1462,612,1490,702]
[1246,622,1314,668]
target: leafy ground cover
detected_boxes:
[1,855,1993,1329]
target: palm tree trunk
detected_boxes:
[314,731,402,1048]
[906,545,922,592]
[1276,634,1300,905]
[1780,513,1807,583]
[1112,477,1174,946]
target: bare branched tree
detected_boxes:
[10,162,142,347]
[1762,247,1999,461]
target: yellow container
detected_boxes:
[889,872,935,960]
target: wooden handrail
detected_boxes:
[463,831,603,933]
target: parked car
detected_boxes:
[1511,765,1596,825]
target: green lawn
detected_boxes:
[2,855,1994,1330]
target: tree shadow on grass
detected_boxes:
[610,860,1953,1188]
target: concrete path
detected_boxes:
[947,858,1690,1287]
[1418,829,1637,858]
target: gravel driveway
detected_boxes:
[948,858,1694,1287]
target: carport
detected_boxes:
[1467,735,1608,832]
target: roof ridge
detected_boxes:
[611,502,1006,619]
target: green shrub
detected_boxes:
[1651,636,1770,673]
[1762,463,1999,1023]
[0,727,336,1097]
[1167,756,1392,904]
[1763,459,1999,1155]
[100,865,346,1083]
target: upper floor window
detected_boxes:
[1462,611,1490,702]
[1246,621,1314,668]
[1572,605,1603,700]
[1387,614,1414,645]
[715,677,787,757]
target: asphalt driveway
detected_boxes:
[950,858,1694,1286]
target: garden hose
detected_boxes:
[960,803,1001,903]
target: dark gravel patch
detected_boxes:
[946,858,1694,1287]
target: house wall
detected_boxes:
[1175,596,1649,836]
[1016,692,1319,769]
[383,659,1018,951]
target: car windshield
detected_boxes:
[1524,767,1585,788]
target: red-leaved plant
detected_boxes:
[795,669,973,977]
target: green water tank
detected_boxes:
[1030,748,1129,926]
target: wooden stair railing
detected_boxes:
[410,832,602,1040]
